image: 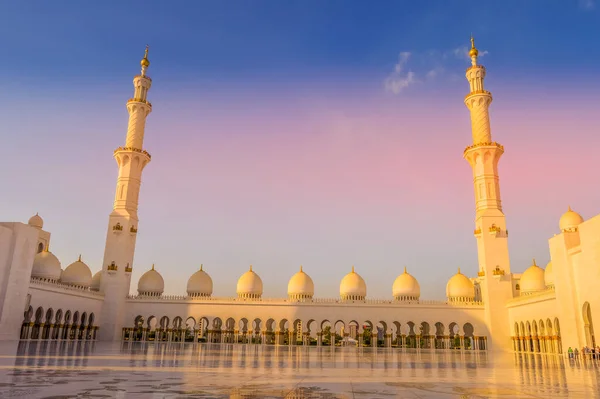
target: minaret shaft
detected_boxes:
[98,48,152,341]
[463,38,513,351]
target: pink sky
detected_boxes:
[1,77,599,299]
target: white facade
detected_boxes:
[0,39,598,353]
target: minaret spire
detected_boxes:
[469,35,479,66]
[98,46,154,341]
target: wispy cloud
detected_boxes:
[384,52,417,94]
[451,46,489,61]
[384,44,489,95]
[579,0,595,10]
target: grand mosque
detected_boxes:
[0,39,598,354]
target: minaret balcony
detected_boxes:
[492,266,505,281]
[488,224,508,238]
[113,146,151,160]
[107,262,118,274]
[127,98,152,107]
[463,141,504,155]
[134,75,153,82]
[464,90,491,100]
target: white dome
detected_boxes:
[520,259,546,295]
[340,266,367,300]
[91,271,102,291]
[287,266,314,300]
[28,213,43,229]
[392,267,420,301]
[187,265,213,297]
[545,261,554,288]
[137,265,164,296]
[559,206,584,232]
[236,266,263,299]
[446,268,475,302]
[31,249,61,281]
[61,255,93,288]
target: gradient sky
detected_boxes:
[1,1,599,299]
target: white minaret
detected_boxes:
[463,37,513,351]
[98,47,153,341]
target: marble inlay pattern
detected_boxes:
[0,341,599,398]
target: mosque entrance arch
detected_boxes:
[583,302,595,347]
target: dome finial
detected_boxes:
[44,243,49,252]
[404,266,407,274]
[249,264,253,272]
[532,258,537,266]
[300,265,303,272]
[78,254,82,262]
[200,264,203,271]
[568,205,572,212]
[457,267,461,274]
[351,265,355,273]
[151,263,155,271]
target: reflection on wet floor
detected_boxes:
[0,340,598,398]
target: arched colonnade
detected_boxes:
[20,306,98,341]
[512,318,562,354]
[124,315,488,350]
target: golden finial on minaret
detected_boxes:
[140,45,150,68]
[469,34,479,57]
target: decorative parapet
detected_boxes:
[474,228,482,237]
[487,223,508,238]
[127,98,152,107]
[130,226,138,234]
[112,223,123,232]
[107,262,118,271]
[463,141,504,155]
[506,287,556,307]
[125,263,132,273]
[489,224,501,234]
[113,146,152,160]
[125,295,484,307]
[29,277,104,298]
[477,271,485,277]
[492,267,505,276]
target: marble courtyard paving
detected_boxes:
[0,342,599,398]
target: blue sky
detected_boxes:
[1,1,599,82]
[0,1,599,299]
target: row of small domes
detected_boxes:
[136,263,477,302]
[31,245,474,300]
[29,208,581,299]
